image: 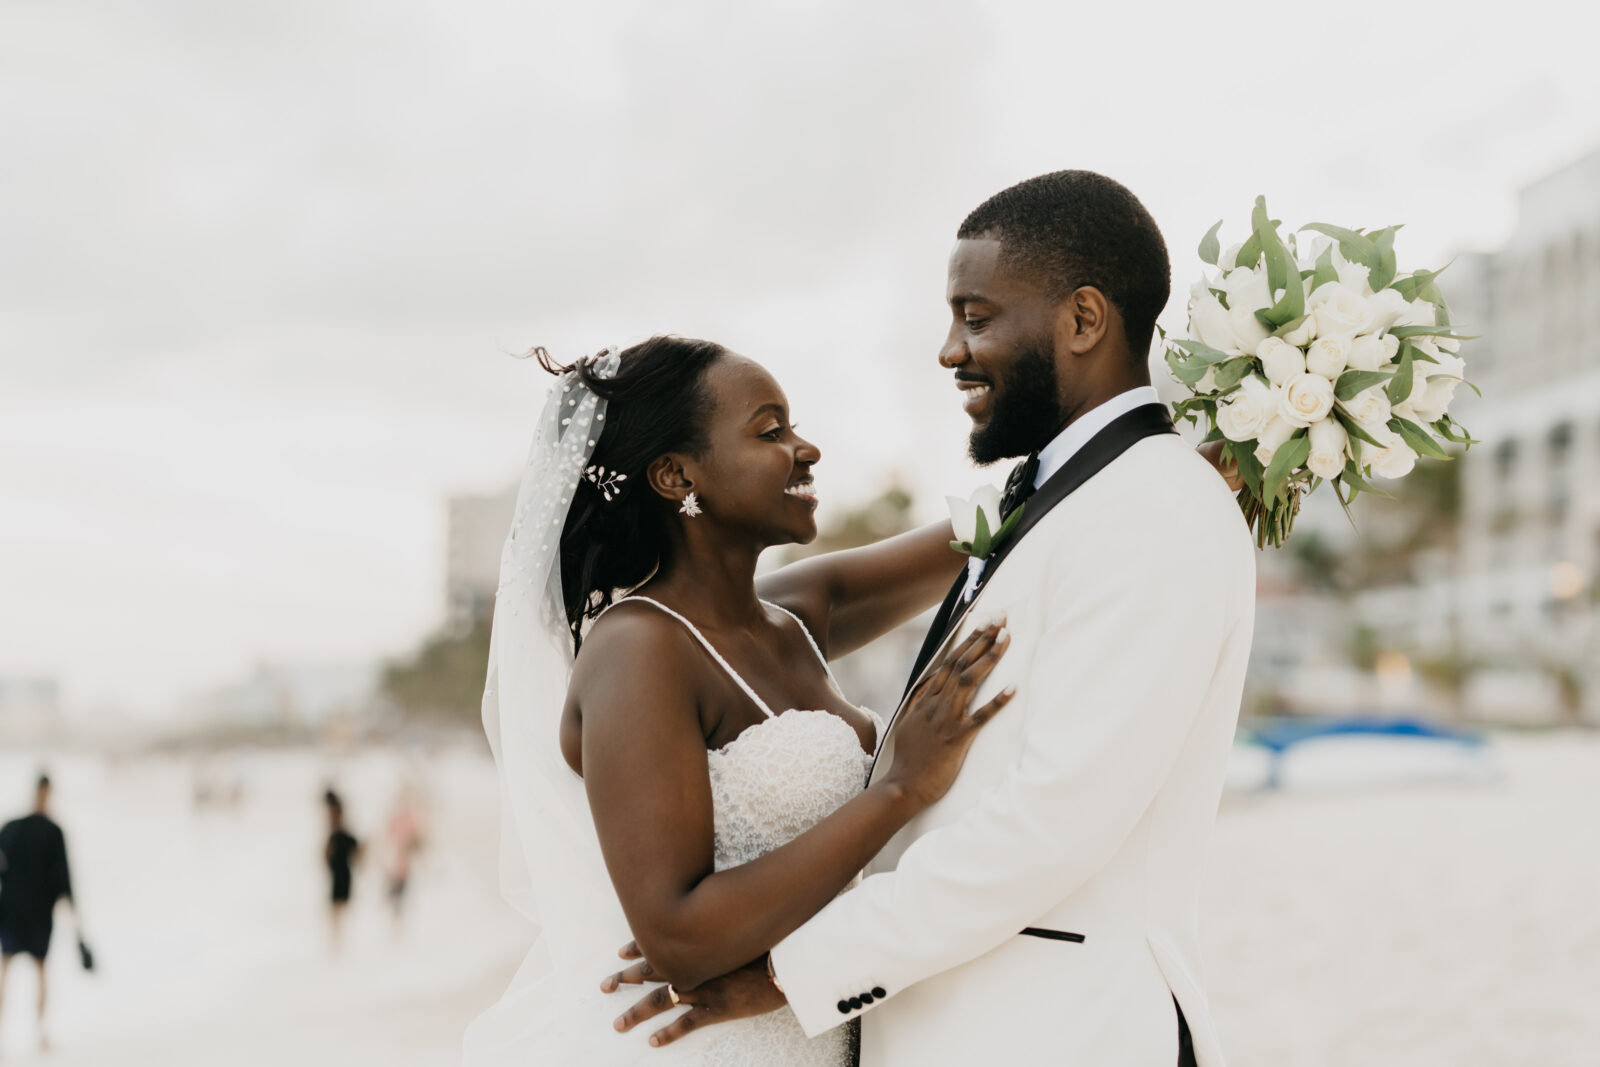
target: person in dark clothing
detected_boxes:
[323,790,361,952]
[0,775,77,1050]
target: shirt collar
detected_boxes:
[1032,385,1162,489]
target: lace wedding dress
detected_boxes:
[464,597,876,1066]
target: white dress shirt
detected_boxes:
[961,385,1162,602]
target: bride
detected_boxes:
[464,335,1230,1064]
[463,335,1011,1065]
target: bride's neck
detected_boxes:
[646,537,765,629]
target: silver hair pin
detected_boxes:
[583,464,628,502]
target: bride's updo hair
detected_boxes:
[533,336,728,652]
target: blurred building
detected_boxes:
[445,487,516,632]
[1353,146,1600,723]
[183,662,379,738]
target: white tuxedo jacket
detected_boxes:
[770,434,1256,1066]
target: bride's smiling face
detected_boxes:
[685,355,822,546]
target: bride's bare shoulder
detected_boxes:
[571,600,699,691]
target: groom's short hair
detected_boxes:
[958,171,1170,359]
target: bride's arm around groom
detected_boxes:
[772,434,1256,1065]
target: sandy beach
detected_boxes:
[0,732,1593,1065]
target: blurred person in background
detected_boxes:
[323,789,361,953]
[382,781,425,934]
[0,774,79,1051]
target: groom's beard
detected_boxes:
[968,341,1062,465]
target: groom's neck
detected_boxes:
[1050,369,1151,438]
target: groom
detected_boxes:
[619,171,1255,1066]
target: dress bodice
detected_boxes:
[709,709,877,871]
[623,597,876,1066]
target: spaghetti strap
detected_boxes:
[763,601,843,694]
[610,597,776,719]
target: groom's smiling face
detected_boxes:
[940,236,1066,465]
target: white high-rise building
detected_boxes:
[1353,147,1600,720]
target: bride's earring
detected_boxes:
[679,491,702,518]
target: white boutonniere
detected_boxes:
[945,485,1026,561]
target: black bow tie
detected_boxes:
[999,452,1040,520]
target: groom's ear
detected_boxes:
[1054,285,1111,356]
[646,454,694,501]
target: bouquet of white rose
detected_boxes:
[1165,197,1477,548]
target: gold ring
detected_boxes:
[667,984,681,1007]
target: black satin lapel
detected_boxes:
[901,573,969,701]
[869,403,1175,784]
[971,403,1174,593]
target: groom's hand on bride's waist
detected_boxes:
[602,940,786,1048]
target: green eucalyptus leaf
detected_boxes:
[1341,460,1387,499]
[1168,338,1237,363]
[1385,348,1415,406]
[1167,352,1211,387]
[1388,416,1451,459]
[1387,324,1477,340]
[1272,314,1311,339]
[1198,220,1223,266]
[1213,357,1256,390]
[1312,245,1338,291]
[1406,340,1439,365]
[1234,445,1265,498]
[1367,227,1398,291]
[1234,230,1263,272]
[1335,369,1395,402]
[1302,223,1376,264]
[1334,407,1386,447]
[1433,417,1480,446]
[1263,434,1311,504]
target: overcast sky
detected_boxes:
[4,0,1598,718]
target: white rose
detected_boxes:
[1381,334,1400,362]
[1216,376,1278,442]
[1307,417,1348,480]
[1402,366,1430,406]
[1218,242,1242,271]
[1331,245,1373,295]
[1223,268,1274,314]
[1306,334,1351,379]
[1436,336,1461,353]
[1227,305,1271,357]
[1278,371,1337,428]
[1371,435,1418,479]
[1365,288,1411,333]
[945,484,1003,545]
[1258,336,1306,386]
[1421,349,1465,381]
[1347,334,1385,372]
[1253,416,1296,466]
[1396,298,1438,329]
[1299,235,1332,268]
[1308,281,1375,338]
[1190,293,1243,355]
[1408,377,1458,423]
[1280,314,1317,347]
[1341,385,1392,431]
